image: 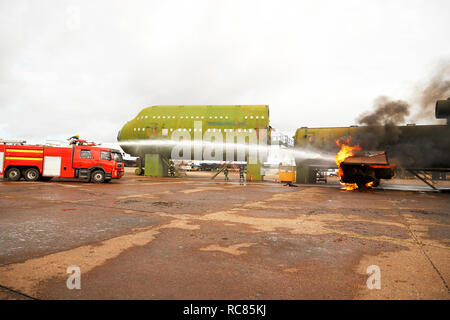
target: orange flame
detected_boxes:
[341,183,359,191]
[365,181,374,188]
[335,138,361,190]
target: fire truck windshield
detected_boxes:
[100,151,112,161]
[112,152,123,162]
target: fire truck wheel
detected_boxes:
[24,168,40,181]
[6,167,21,181]
[91,170,105,183]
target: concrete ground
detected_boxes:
[0,172,449,300]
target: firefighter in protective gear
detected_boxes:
[68,134,80,145]
[169,162,175,177]
[224,166,229,181]
[239,166,245,185]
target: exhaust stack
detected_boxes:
[436,98,450,124]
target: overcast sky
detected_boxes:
[1,0,449,145]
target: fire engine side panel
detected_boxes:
[0,152,4,174]
[3,145,44,172]
[43,157,62,177]
[43,147,75,178]
[0,144,4,174]
[60,148,75,178]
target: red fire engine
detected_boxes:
[0,139,125,183]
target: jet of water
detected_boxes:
[109,138,335,164]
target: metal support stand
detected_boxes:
[407,169,439,191]
[144,154,169,177]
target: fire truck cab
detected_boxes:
[0,141,125,183]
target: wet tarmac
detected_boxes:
[0,173,449,299]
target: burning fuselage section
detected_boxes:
[338,151,395,189]
[334,139,394,190]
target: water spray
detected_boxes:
[111,138,335,163]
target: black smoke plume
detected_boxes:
[356,96,410,150]
[352,62,450,168]
[415,61,450,121]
